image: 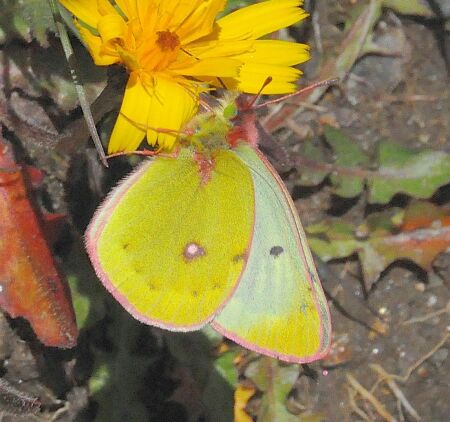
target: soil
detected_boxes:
[0,1,448,421]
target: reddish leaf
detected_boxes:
[401,202,450,232]
[309,201,450,289]
[381,202,450,271]
[0,134,78,348]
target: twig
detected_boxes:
[377,94,442,104]
[370,365,421,421]
[47,0,108,167]
[402,301,450,325]
[393,333,449,383]
[312,9,323,54]
[347,386,372,422]
[346,374,397,422]
[397,399,405,422]
[50,401,70,421]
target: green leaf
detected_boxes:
[64,242,106,330]
[214,351,239,387]
[368,141,450,203]
[296,128,450,204]
[324,126,369,197]
[308,202,450,289]
[308,221,359,262]
[297,140,328,186]
[246,358,302,422]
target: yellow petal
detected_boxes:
[171,57,241,77]
[145,76,199,151]
[216,0,308,40]
[233,40,310,66]
[136,1,158,32]
[156,0,208,31]
[97,0,117,16]
[115,0,139,20]
[222,62,302,94]
[186,39,254,60]
[176,0,227,45]
[77,23,120,65]
[108,74,149,153]
[97,14,127,44]
[59,0,101,28]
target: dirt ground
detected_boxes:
[0,1,449,421]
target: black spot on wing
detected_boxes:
[269,245,284,257]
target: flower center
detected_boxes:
[137,29,181,72]
[156,30,180,51]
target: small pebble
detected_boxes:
[414,282,426,292]
[417,366,429,378]
[426,295,438,307]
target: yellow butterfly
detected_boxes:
[86,94,331,363]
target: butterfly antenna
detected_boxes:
[253,78,339,110]
[217,77,228,90]
[106,144,182,160]
[120,112,194,137]
[245,76,273,110]
[106,149,160,160]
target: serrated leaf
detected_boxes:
[296,129,450,204]
[368,141,450,203]
[324,126,369,197]
[309,201,450,289]
[308,221,359,262]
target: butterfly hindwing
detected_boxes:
[212,145,331,362]
[86,148,255,330]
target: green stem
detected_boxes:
[47,0,108,167]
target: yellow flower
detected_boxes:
[59,0,310,153]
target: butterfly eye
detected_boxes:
[223,103,238,120]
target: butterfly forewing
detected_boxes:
[86,149,255,330]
